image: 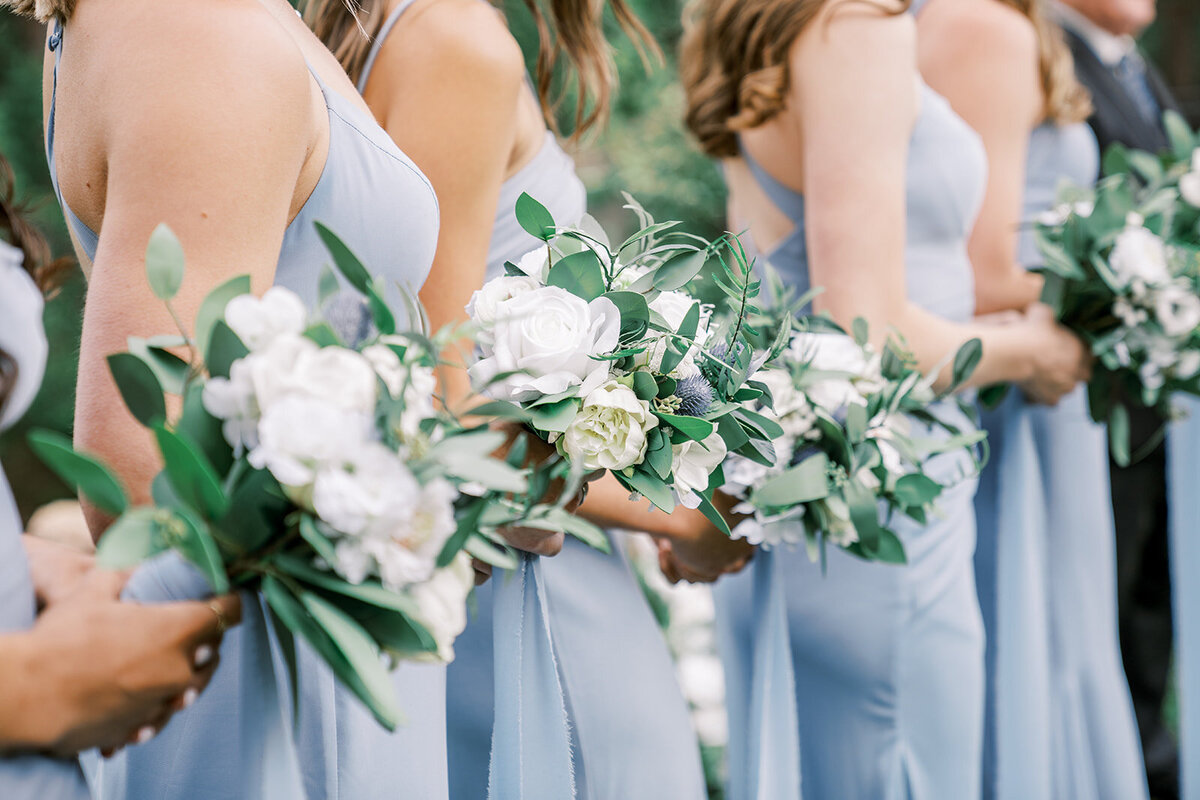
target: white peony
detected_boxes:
[1153,283,1200,337]
[224,287,307,352]
[1180,150,1200,207]
[469,286,619,402]
[561,380,658,470]
[248,395,373,493]
[290,345,379,416]
[312,443,421,539]
[789,333,885,413]
[671,432,728,509]
[466,275,542,329]
[408,552,475,662]
[754,368,817,440]
[1110,224,1170,289]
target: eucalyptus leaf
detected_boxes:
[515,193,556,240]
[655,412,714,440]
[547,251,606,300]
[752,453,830,509]
[107,353,167,427]
[206,321,249,380]
[195,275,251,360]
[1109,402,1131,467]
[28,430,128,515]
[653,249,708,291]
[145,224,185,301]
[95,508,169,569]
[155,425,230,520]
[618,468,676,513]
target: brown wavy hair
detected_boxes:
[304,0,659,138]
[682,0,913,158]
[0,0,73,22]
[999,0,1092,124]
[0,157,72,294]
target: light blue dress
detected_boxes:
[971,115,1149,798]
[351,6,707,797]
[714,83,988,800]
[46,17,446,799]
[0,247,91,799]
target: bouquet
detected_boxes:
[466,193,784,535]
[30,223,587,728]
[1035,110,1200,464]
[721,284,984,564]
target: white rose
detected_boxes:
[224,287,307,352]
[512,246,552,282]
[561,380,658,471]
[755,368,816,440]
[408,552,475,662]
[1110,224,1170,288]
[671,432,728,509]
[789,333,884,412]
[1153,284,1200,338]
[469,287,619,402]
[466,275,542,328]
[1174,348,1200,379]
[638,291,712,376]
[248,395,373,494]
[1181,151,1200,207]
[291,346,379,416]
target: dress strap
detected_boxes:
[356,0,421,93]
[738,143,807,224]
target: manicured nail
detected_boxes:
[193,644,213,669]
[136,726,155,745]
[181,688,199,708]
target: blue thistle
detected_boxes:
[324,291,378,347]
[675,374,715,416]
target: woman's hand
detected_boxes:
[22,534,94,611]
[1018,303,1093,406]
[655,493,754,584]
[2,569,242,757]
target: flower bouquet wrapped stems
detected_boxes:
[466,193,786,536]
[722,279,986,564]
[30,224,574,729]
[1035,110,1200,465]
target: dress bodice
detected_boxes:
[356,0,586,282]
[1018,120,1100,267]
[742,84,987,324]
[45,19,439,316]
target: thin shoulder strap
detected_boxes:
[356,0,421,93]
[45,19,65,167]
[909,0,932,16]
[738,143,807,223]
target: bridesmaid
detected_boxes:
[679,0,1091,797]
[914,1,1148,797]
[33,0,468,796]
[0,153,239,799]
[304,1,744,796]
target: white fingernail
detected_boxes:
[136,726,155,745]
[182,688,199,708]
[193,644,213,669]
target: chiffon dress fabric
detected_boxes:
[350,0,710,791]
[714,81,989,800]
[971,116,1149,800]
[46,17,447,799]
[0,245,91,800]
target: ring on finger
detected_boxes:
[207,599,230,635]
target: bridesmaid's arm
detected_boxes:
[361,0,525,410]
[69,9,315,537]
[791,4,1085,397]
[916,0,1045,316]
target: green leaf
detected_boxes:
[605,291,650,343]
[127,338,190,396]
[547,250,606,300]
[441,454,527,494]
[315,222,372,295]
[752,453,830,508]
[1109,403,1131,467]
[206,321,249,380]
[176,382,234,476]
[107,353,167,427]
[950,338,983,391]
[618,468,676,513]
[27,430,128,515]
[155,425,230,520]
[695,492,731,537]
[892,473,943,507]
[655,412,714,440]
[216,467,287,554]
[845,403,867,443]
[865,528,907,564]
[438,500,487,569]
[262,576,399,731]
[653,249,708,291]
[844,479,883,551]
[318,265,342,308]
[172,507,231,593]
[195,275,251,360]
[1102,143,1131,178]
[645,428,673,480]
[298,515,339,566]
[631,371,658,402]
[528,398,578,434]
[515,193,556,240]
[524,506,611,552]
[1128,150,1163,184]
[94,508,169,568]
[145,224,185,301]
[851,317,869,347]
[1164,111,1196,160]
